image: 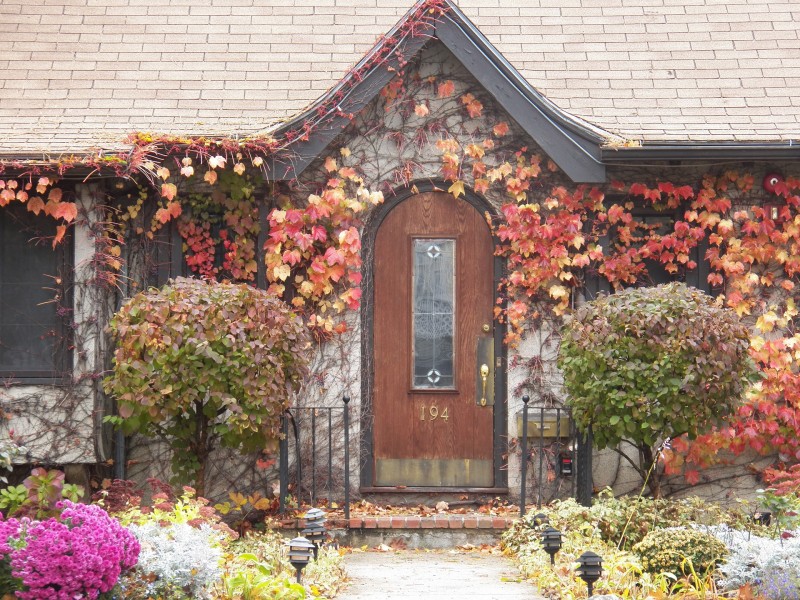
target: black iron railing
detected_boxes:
[519,397,586,516]
[279,396,351,520]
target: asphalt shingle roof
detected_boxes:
[1,0,799,156]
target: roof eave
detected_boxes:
[602,142,800,163]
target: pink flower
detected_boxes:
[3,501,139,599]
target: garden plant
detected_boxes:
[503,488,800,599]
[559,282,756,497]
[104,277,312,496]
[0,471,346,600]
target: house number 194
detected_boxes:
[420,405,449,421]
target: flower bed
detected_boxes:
[502,490,798,599]
[0,473,347,600]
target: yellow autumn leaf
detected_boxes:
[448,180,465,199]
[204,170,218,185]
[233,162,246,175]
[755,311,779,333]
[229,491,247,507]
[273,264,291,281]
[549,285,569,300]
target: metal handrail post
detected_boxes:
[520,395,530,518]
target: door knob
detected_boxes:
[480,364,489,406]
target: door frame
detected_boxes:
[359,181,509,493]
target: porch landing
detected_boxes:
[276,513,518,549]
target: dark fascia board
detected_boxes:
[602,142,800,163]
[267,0,609,184]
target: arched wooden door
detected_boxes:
[372,192,496,488]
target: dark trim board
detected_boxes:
[360,179,508,493]
[603,142,800,163]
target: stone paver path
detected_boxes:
[336,549,545,600]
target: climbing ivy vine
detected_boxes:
[2,0,800,490]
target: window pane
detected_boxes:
[0,207,62,376]
[412,239,455,388]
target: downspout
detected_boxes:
[113,255,129,480]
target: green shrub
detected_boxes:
[502,490,754,553]
[633,527,727,576]
[559,282,756,496]
[105,277,312,495]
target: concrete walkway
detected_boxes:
[336,549,545,600]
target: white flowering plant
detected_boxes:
[709,524,800,598]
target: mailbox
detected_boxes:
[516,410,571,439]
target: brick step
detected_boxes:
[276,515,516,531]
[275,515,518,549]
[347,515,516,530]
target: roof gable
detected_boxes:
[269,0,608,183]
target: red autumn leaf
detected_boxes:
[684,469,701,485]
[167,201,182,219]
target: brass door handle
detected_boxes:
[480,364,489,406]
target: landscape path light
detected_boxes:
[304,507,326,525]
[287,536,314,583]
[532,512,549,527]
[540,526,562,565]
[302,522,327,559]
[576,550,603,597]
[753,508,772,527]
[302,507,327,559]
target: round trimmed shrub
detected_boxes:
[633,527,727,576]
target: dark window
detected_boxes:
[585,204,713,299]
[0,205,70,380]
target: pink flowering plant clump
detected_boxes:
[0,501,139,599]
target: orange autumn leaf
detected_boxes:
[437,80,455,98]
[492,122,509,137]
[161,183,177,201]
[465,98,483,118]
[27,196,45,215]
[49,201,78,222]
[52,225,67,248]
[48,187,63,203]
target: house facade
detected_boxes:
[1,0,799,501]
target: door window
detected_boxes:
[412,239,455,389]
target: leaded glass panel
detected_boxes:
[412,239,455,388]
